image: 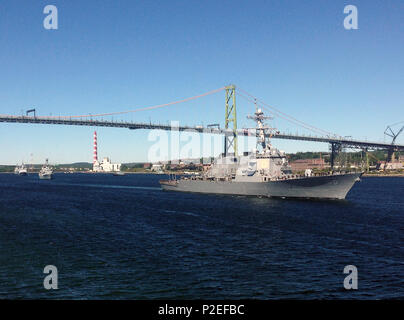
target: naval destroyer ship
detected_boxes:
[160,108,362,200]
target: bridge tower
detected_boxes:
[330,142,342,171]
[365,148,370,172]
[224,84,238,156]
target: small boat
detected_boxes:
[15,163,28,176]
[113,171,125,176]
[39,159,53,180]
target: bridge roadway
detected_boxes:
[1,115,403,151]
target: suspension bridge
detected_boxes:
[1,85,403,169]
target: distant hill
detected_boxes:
[56,162,92,169]
[0,165,15,172]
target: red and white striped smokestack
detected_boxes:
[93,131,98,164]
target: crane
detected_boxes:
[383,121,404,170]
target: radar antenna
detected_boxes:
[247,100,276,153]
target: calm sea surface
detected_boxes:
[0,173,402,299]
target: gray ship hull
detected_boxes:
[160,173,362,200]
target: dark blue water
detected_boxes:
[0,173,402,299]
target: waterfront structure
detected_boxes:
[289,158,327,172]
[378,153,404,170]
[379,162,404,170]
[94,157,121,172]
[92,131,121,172]
[151,164,164,173]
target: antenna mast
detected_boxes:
[224,85,238,156]
[247,102,273,153]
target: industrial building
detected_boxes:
[378,153,404,170]
[151,164,164,173]
[289,158,327,172]
[92,131,121,172]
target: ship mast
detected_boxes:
[247,101,274,154]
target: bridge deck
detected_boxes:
[1,115,403,151]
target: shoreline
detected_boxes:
[363,174,404,177]
[2,171,404,177]
[0,171,176,175]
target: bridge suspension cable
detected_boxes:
[17,86,226,119]
[237,87,339,137]
[2,84,343,139]
[236,91,328,135]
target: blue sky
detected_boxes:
[0,0,403,164]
